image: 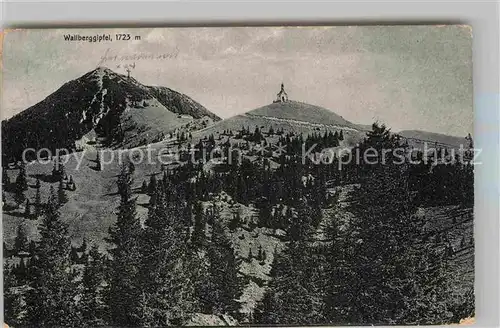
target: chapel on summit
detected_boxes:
[274,83,289,103]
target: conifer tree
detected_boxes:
[81,244,108,327]
[58,177,68,205]
[3,241,11,258]
[141,180,148,193]
[128,160,135,175]
[14,223,29,255]
[182,200,194,241]
[228,212,241,232]
[2,166,9,189]
[25,186,79,327]
[322,207,356,325]
[24,199,31,218]
[191,201,206,248]
[4,263,25,327]
[70,246,80,264]
[255,240,325,325]
[68,175,75,191]
[28,240,36,256]
[202,219,243,317]
[138,185,196,326]
[257,245,264,261]
[342,123,453,324]
[148,174,157,196]
[79,240,89,263]
[52,160,64,180]
[14,258,28,284]
[15,164,28,191]
[34,186,42,218]
[106,165,143,326]
[14,184,26,206]
[95,152,102,171]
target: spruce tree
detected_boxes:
[24,199,31,218]
[58,177,68,205]
[191,201,206,248]
[96,152,102,171]
[28,240,36,255]
[81,244,108,327]
[14,184,26,206]
[3,241,11,258]
[255,240,325,325]
[182,200,194,242]
[14,258,28,284]
[68,175,76,191]
[322,206,356,325]
[128,160,135,175]
[34,185,42,217]
[343,123,453,324]
[2,166,9,189]
[106,165,142,326]
[4,263,25,327]
[202,219,243,317]
[148,174,157,196]
[138,185,196,326]
[15,164,28,191]
[14,223,29,255]
[228,212,241,232]
[25,186,79,327]
[257,245,264,261]
[52,160,62,180]
[70,246,80,264]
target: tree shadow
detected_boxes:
[29,173,59,183]
[4,211,30,219]
[103,191,119,196]
[2,203,18,212]
[89,165,102,172]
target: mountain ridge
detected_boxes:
[1,67,220,163]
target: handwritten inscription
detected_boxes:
[98,48,180,63]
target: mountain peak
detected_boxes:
[248,100,358,129]
[85,66,121,80]
[92,66,115,74]
[2,67,221,162]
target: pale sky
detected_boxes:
[2,26,473,137]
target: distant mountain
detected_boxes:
[248,101,360,129]
[397,130,469,149]
[2,67,220,163]
[195,100,365,147]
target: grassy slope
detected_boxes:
[2,115,474,320]
[249,101,359,129]
[398,130,468,148]
[119,98,192,148]
[193,114,365,149]
[3,149,162,248]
